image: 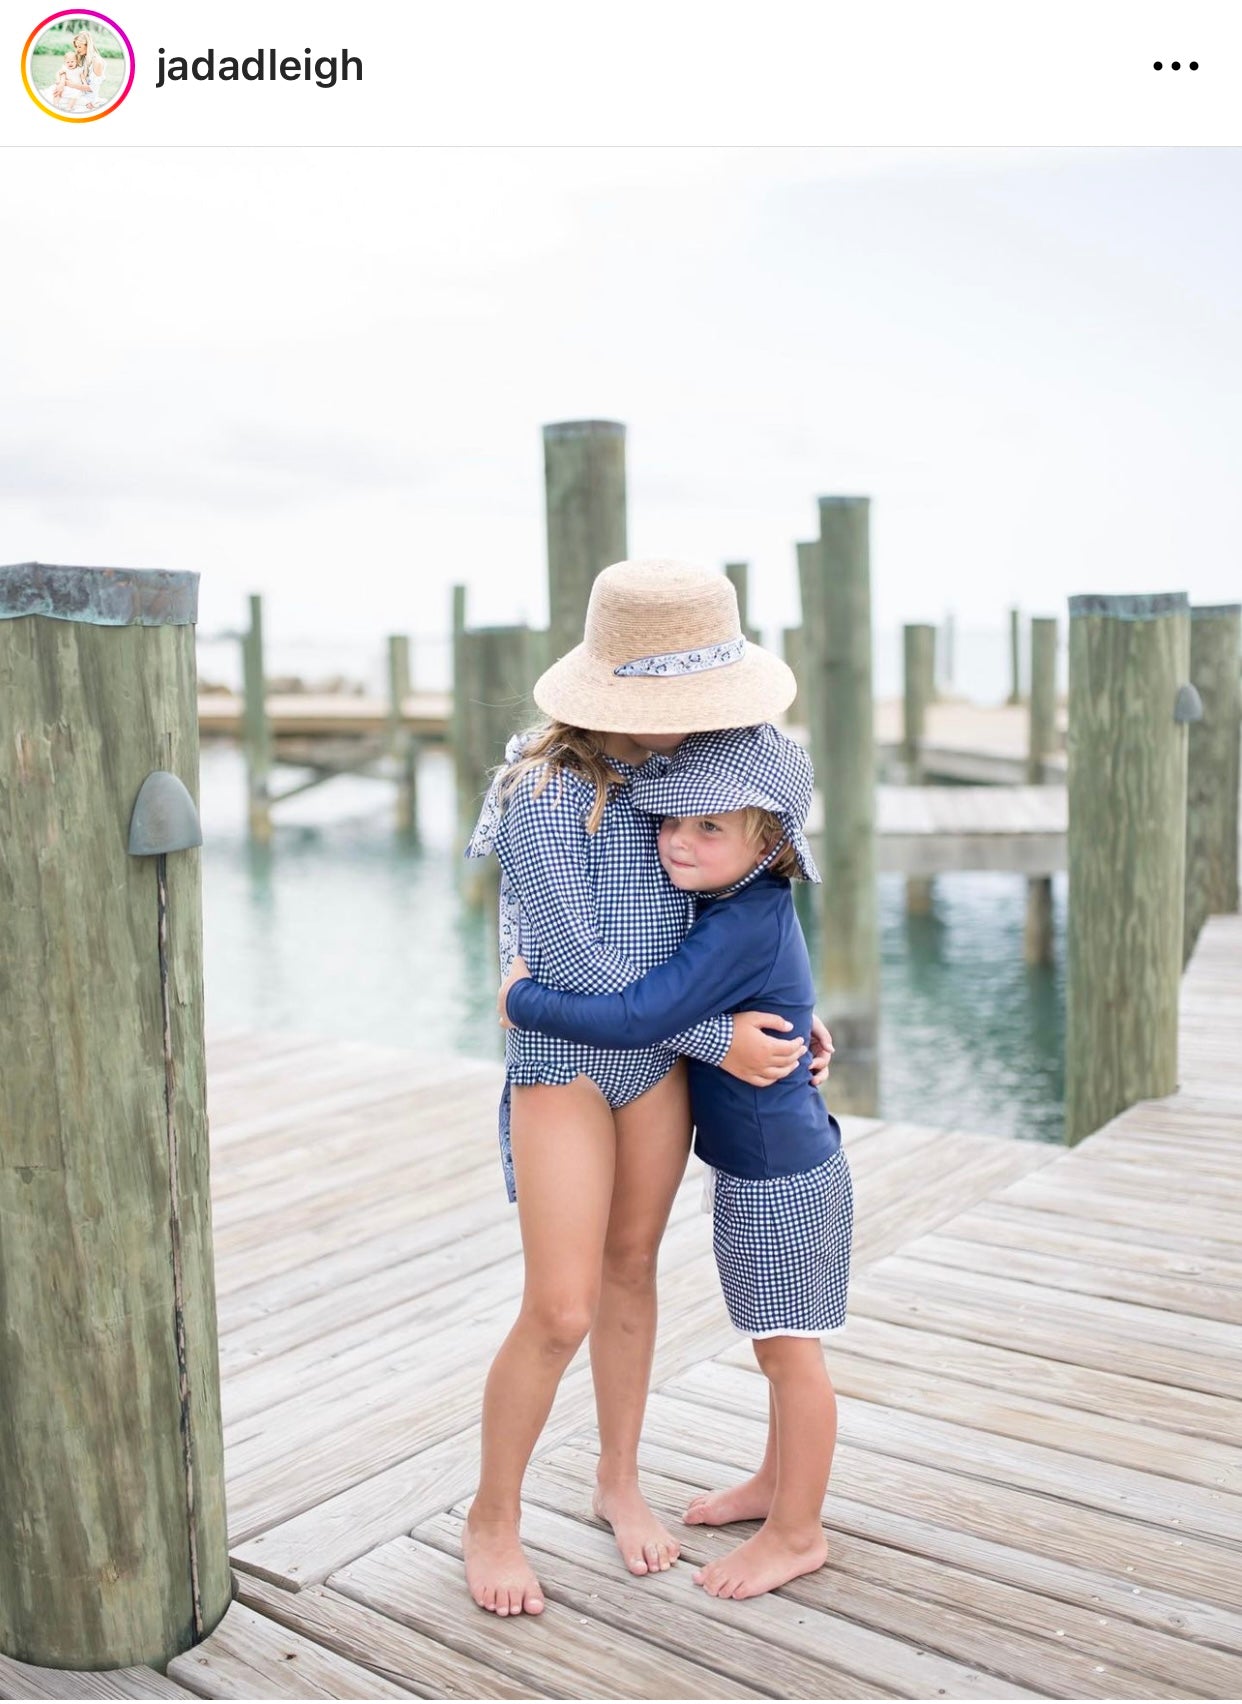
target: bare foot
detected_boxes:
[463,1513,545,1616]
[694,1524,828,1599]
[684,1473,774,1526]
[593,1482,680,1575]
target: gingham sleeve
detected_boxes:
[492,773,732,1063]
[664,1011,733,1067]
[506,900,774,1049]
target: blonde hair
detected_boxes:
[496,720,621,834]
[740,806,802,880]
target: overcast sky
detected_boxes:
[3,146,1238,661]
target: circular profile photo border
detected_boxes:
[22,8,134,122]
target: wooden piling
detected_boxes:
[783,625,805,724]
[812,500,880,1115]
[1008,606,1023,705]
[387,633,418,838]
[902,624,936,777]
[1065,592,1190,1145]
[795,541,826,784]
[458,624,536,903]
[450,584,471,849]
[0,563,230,1669]
[1024,616,1059,964]
[543,420,627,666]
[902,623,937,914]
[241,592,271,843]
[724,562,760,646]
[1184,603,1241,964]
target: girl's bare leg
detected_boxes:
[685,1384,779,1525]
[465,1078,615,1616]
[589,1062,691,1575]
[694,1336,835,1599]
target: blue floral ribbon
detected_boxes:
[613,636,746,678]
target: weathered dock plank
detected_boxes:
[331,1538,765,1700]
[0,1656,195,1700]
[165,1602,414,1699]
[12,914,1240,1699]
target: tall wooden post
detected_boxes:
[451,584,471,850]
[902,624,936,776]
[795,541,826,785]
[783,625,805,725]
[725,562,760,646]
[814,500,879,1115]
[1024,616,1059,964]
[1185,603,1241,964]
[1066,592,1191,1145]
[0,563,230,1668]
[241,593,271,844]
[543,420,627,667]
[1008,606,1023,705]
[459,624,536,905]
[387,633,418,839]
[902,623,937,915]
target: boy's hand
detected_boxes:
[809,1012,835,1087]
[498,955,530,1028]
[720,1010,807,1086]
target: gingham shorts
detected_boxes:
[711,1148,853,1338]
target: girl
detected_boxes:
[501,723,851,1601]
[463,560,834,1617]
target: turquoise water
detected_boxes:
[199,744,1067,1143]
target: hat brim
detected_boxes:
[630,769,821,884]
[532,642,796,736]
[630,768,780,819]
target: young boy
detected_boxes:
[499,723,852,1600]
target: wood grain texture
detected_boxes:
[13,912,1237,1696]
[542,419,627,666]
[0,612,229,1668]
[805,502,879,1114]
[1066,596,1190,1142]
[1185,604,1241,962]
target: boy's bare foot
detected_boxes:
[593,1482,680,1575]
[694,1524,828,1599]
[684,1473,774,1526]
[463,1513,545,1616]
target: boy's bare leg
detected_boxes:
[695,1336,834,1599]
[685,1384,779,1525]
[590,1064,691,1574]
[465,1078,615,1616]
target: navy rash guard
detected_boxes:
[505,871,841,1180]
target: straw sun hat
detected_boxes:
[533,559,796,735]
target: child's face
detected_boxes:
[64,51,77,65]
[658,810,768,892]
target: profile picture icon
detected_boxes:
[22,10,134,121]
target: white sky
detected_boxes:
[2,145,1239,652]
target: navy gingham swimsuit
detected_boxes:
[465,737,733,1201]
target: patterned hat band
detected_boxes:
[613,636,746,679]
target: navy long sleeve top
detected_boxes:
[506,872,841,1180]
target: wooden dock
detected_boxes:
[197,692,1062,770]
[198,691,453,744]
[200,693,1069,874]
[3,915,1240,1700]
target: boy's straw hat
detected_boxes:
[533,559,796,735]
